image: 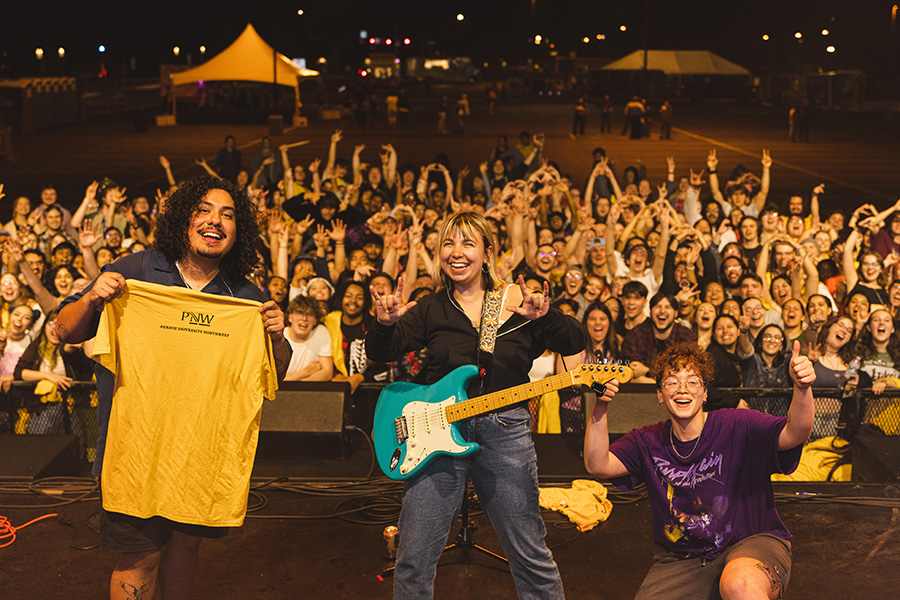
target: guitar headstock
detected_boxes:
[571,361,633,387]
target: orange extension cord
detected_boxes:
[0,513,58,548]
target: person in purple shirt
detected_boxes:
[585,341,816,599]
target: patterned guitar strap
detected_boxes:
[476,285,505,394]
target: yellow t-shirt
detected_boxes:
[92,280,277,527]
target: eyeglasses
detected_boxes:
[538,251,557,258]
[661,379,703,393]
[762,335,783,342]
[565,272,583,280]
[862,261,880,267]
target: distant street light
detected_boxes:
[596,34,606,40]
[58,47,65,59]
[457,13,464,21]
[582,37,590,43]
[403,38,411,45]
[826,45,836,53]
[199,46,206,54]
[794,32,802,39]
[35,48,44,60]
[173,46,180,57]
[534,35,542,44]
[297,9,304,16]
[620,25,627,32]
[98,45,106,53]
[762,34,770,41]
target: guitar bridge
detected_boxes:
[395,416,409,444]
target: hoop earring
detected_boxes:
[482,263,490,273]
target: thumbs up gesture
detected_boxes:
[788,340,816,390]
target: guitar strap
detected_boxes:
[476,285,504,393]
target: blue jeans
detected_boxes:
[392,406,564,600]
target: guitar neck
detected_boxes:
[444,371,577,423]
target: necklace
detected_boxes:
[175,261,233,297]
[670,416,705,460]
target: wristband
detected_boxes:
[708,169,717,174]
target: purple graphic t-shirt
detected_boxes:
[610,408,802,559]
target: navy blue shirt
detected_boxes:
[60,248,267,476]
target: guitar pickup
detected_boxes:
[395,416,409,444]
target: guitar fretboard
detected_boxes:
[444,371,576,423]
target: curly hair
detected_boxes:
[287,295,325,322]
[649,342,715,389]
[153,176,260,280]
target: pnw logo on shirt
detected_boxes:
[182,311,215,327]
[160,310,228,338]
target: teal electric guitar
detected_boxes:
[373,362,633,480]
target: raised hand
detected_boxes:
[788,340,816,389]
[295,214,315,236]
[107,186,127,205]
[354,144,365,155]
[83,181,99,203]
[813,183,825,196]
[761,149,772,169]
[666,156,675,173]
[331,130,342,144]
[159,155,170,169]
[507,274,550,321]
[78,218,102,248]
[707,149,718,171]
[328,218,346,243]
[371,276,417,325]
[690,168,706,188]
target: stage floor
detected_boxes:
[3,461,899,599]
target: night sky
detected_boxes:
[1,1,897,78]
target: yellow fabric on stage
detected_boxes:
[92,280,277,527]
[771,436,851,482]
[536,392,562,434]
[538,479,613,532]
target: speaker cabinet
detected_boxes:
[257,382,351,459]
[852,433,900,482]
[0,434,82,481]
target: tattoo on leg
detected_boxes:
[755,562,782,594]
[120,581,152,600]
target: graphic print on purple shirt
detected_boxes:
[609,408,802,559]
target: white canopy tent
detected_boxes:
[168,23,319,121]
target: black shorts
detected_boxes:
[99,508,228,553]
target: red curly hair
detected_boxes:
[649,342,715,389]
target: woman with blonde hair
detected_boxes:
[366,211,586,599]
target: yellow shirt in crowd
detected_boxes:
[92,280,277,527]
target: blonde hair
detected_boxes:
[433,212,501,291]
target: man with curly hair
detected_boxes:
[585,341,816,599]
[57,176,290,600]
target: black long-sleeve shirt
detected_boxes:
[365,288,586,401]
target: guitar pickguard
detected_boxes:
[397,397,470,476]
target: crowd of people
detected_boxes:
[1,126,899,437]
[2,120,895,598]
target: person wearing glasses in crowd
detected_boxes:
[585,341,816,599]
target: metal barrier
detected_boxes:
[5,382,898,469]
